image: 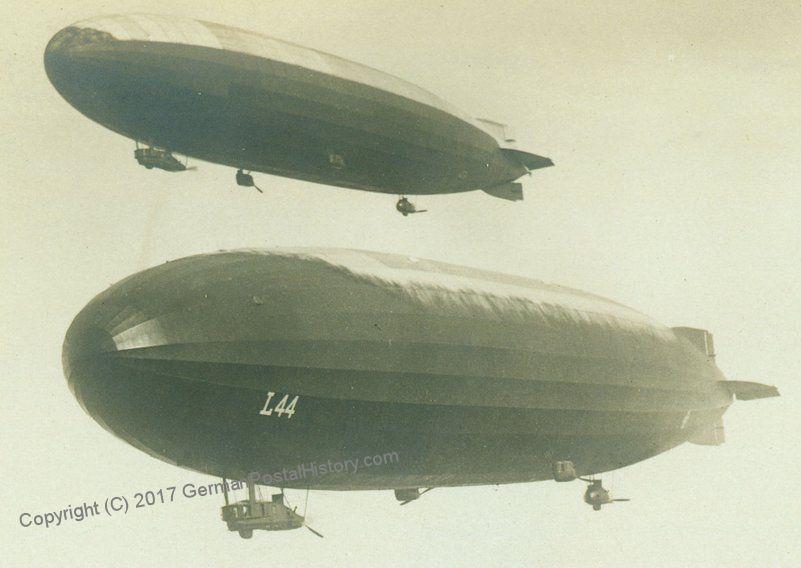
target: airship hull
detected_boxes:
[44,15,543,195]
[63,249,732,490]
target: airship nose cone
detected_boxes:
[63,318,111,380]
[60,279,187,468]
[60,257,255,474]
[44,28,75,91]
[62,303,120,422]
[44,25,118,109]
[60,262,172,430]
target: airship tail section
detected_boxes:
[474,116,553,173]
[500,148,554,171]
[688,415,726,446]
[687,380,778,446]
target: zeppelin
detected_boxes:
[44,14,552,205]
[62,248,777,498]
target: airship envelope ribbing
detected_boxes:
[63,248,778,497]
[44,14,552,203]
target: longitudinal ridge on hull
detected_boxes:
[61,248,753,493]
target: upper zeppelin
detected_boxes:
[44,13,552,199]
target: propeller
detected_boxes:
[304,524,324,538]
[179,155,197,172]
[298,488,322,537]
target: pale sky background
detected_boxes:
[2,1,800,566]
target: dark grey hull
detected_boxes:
[44,38,525,195]
[63,249,732,490]
[68,355,701,489]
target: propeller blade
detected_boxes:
[399,487,434,505]
[612,499,631,502]
[253,185,264,194]
[305,525,324,538]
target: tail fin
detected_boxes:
[688,381,778,446]
[721,380,780,401]
[500,148,554,171]
[482,182,523,201]
[482,149,552,201]
[689,415,726,446]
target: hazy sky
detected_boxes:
[2,1,800,566]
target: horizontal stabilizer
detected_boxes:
[721,380,780,401]
[482,182,523,201]
[501,148,554,170]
